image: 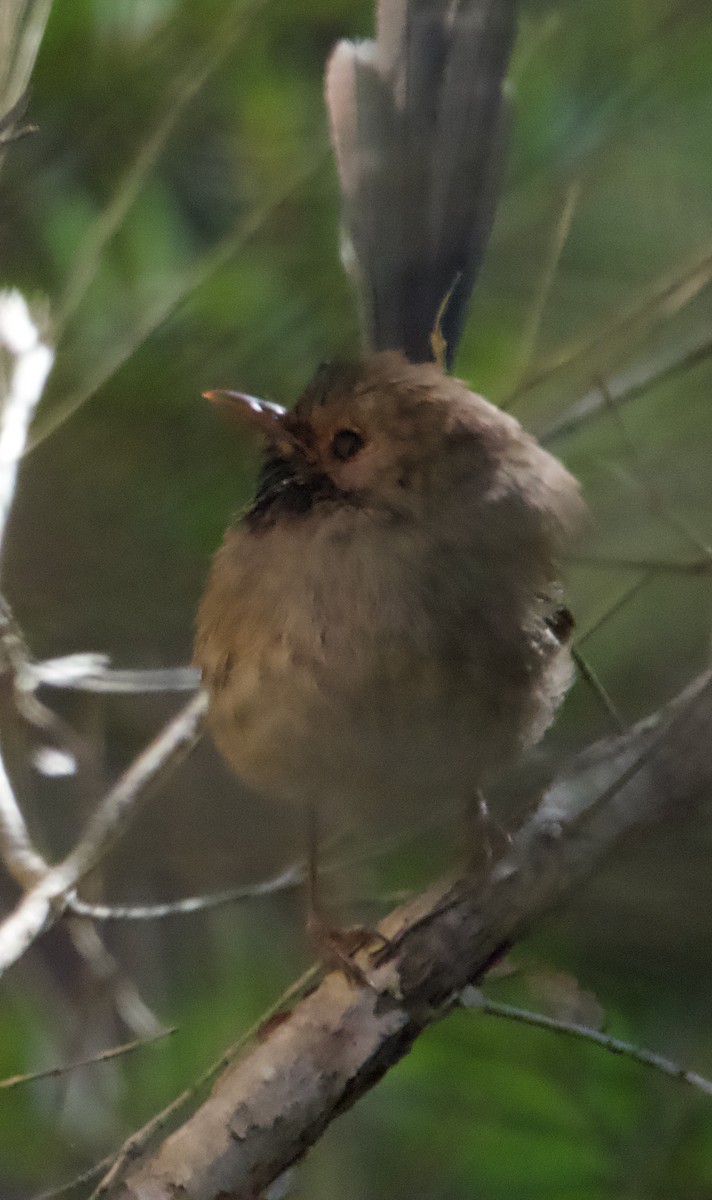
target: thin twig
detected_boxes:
[0,2,53,110]
[0,750,47,888]
[30,1154,117,1200]
[27,149,328,453]
[67,918,165,1038]
[597,374,712,557]
[572,554,712,575]
[54,0,271,332]
[575,571,653,647]
[540,329,712,445]
[0,290,54,560]
[510,179,582,394]
[0,690,208,977]
[571,647,625,733]
[33,663,201,694]
[63,689,208,881]
[469,995,712,1099]
[509,243,712,410]
[7,646,198,695]
[0,1026,175,1089]
[65,811,455,923]
[67,861,305,922]
[0,295,54,887]
[0,90,37,145]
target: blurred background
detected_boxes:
[1,0,712,1196]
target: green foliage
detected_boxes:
[0,1,711,1197]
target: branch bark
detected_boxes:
[109,669,712,1200]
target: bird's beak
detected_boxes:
[203,389,300,458]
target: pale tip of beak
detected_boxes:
[202,389,286,418]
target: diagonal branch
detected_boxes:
[107,669,712,1200]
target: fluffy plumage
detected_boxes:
[195,352,582,831]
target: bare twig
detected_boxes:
[0,750,47,888]
[571,647,624,733]
[27,149,328,453]
[467,995,712,1099]
[67,918,165,1038]
[575,572,653,646]
[0,1025,175,1089]
[540,329,712,445]
[572,554,712,575]
[0,294,55,887]
[64,813,454,923]
[67,861,305,922]
[0,690,208,978]
[31,1155,117,1200]
[0,91,37,145]
[508,242,712,411]
[0,290,54,560]
[31,662,201,694]
[54,0,271,332]
[0,2,53,100]
[510,179,582,391]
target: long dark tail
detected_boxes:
[325,0,517,369]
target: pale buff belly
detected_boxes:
[196,515,572,828]
[204,629,568,828]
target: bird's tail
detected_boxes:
[325,0,516,369]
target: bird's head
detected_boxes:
[205,350,581,545]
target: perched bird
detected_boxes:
[195,0,582,971]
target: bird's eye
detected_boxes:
[330,428,365,462]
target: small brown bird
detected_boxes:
[195,353,581,959]
[195,0,582,972]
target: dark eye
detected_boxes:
[330,428,365,462]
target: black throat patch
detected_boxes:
[244,454,353,530]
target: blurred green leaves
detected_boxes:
[0,1,711,1197]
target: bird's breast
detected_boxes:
[195,508,570,825]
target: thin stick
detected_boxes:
[541,330,712,445]
[571,647,625,733]
[27,151,328,453]
[509,243,712,409]
[28,659,200,694]
[0,290,54,560]
[472,997,712,1099]
[510,179,582,394]
[0,750,47,888]
[0,1026,175,1089]
[0,295,54,886]
[30,1154,117,1200]
[54,0,270,332]
[0,691,208,977]
[67,861,305,922]
[572,554,712,575]
[575,572,653,647]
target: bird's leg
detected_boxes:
[463,789,512,879]
[304,801,391,985]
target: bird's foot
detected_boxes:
[307,911,392,988]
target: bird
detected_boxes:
[194,0,582,977]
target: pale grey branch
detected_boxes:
[107,669,712,1200]
[27,658,201,694]
[67,862,304,922]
